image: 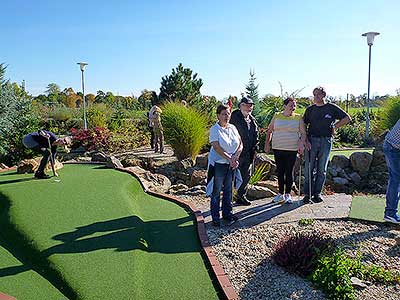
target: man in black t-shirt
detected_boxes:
[302,87,351,203]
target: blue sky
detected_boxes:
[1,0,399,99]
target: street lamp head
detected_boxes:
[77,62,88,71]
[362,32,380,46]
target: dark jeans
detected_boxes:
[383,141,400,218]
[304,136,332,196]
[273,149,297,194]
[32,146,56,174]
[210,163,234,222]
[237,154,252,198]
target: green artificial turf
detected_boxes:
[349,195,392,223]
[0,165,219,300]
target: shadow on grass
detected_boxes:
[0,192,78,300]
[0,178,35,185]
[45,215,199,256]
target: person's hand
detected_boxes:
[230,157,239,169]
[305,140,312,151]
[298,144,305,155]
[264,144,270,154]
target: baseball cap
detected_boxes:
[239,97,254,105]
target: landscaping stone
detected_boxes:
[349,172,362,185]
[247,185,276,200]
[257,180,279,193]
[17,158,63,174]
[195,153,208,168]
[125,166,171,192]
[331,154,350,169]
[106,156,123,169]
[91,151,108,162]
[190,169,207,187]
[350,152,373,173]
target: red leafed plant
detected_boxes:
[272,232,334,277]
[70,127,112,151]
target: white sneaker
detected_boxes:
[273,193,285,203]
[284,194,293,204]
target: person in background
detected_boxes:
[148,107,156,149]
[207,105,242,226]
[303,86,351,203]
[383,118,400,224]
[230,97,259,206]
[22,130,71,179]
[151,104,164,154]
[264,97,306,204]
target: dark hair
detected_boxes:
[216,104,230,115]
[313,86,326,97]
[283,97,295,106]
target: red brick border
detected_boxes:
[0,292,16,300]
[117,167,239,300]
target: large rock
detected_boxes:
[331,155,350,169]
[0,163,9,169]
[125,166,171,192]
[195,153,208,169]
[106,156,123,169]
[371,148,386,167]
[349,172,362,185]
[247,185,276,200]
[254,153,276,178]
[173,158,193,171]
[350,152,373,173]
[91,151,108,162]
[257,180,279,193]
[190,169,207,187]
[17,158,64,174]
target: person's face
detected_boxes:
[284,100,296,112]
[217,109,231,125]
[313,89,325,103]
[240,103,254,115]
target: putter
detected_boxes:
[298,153,301,201]
[307,149,314,204]
[47,137,60,182]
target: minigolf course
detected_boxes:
[0,164,220,300]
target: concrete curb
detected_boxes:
[117,167,239,300]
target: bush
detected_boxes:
[108,119,150,152]
[0,83,40,165]
[272,232,333,277]
[70,127,112,151]
[87,104,110,129]
[380,96,400,130]
[162,101,208,161]
[312,249,400,300]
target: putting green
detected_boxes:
[0,165,219,300]
[349,195,395,223]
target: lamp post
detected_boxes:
[77,62,88,130]
[361,32,379,141]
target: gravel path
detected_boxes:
[176,194,400,300]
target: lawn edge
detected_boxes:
[116,166,239,300]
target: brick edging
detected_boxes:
[117,167,239,300]
[0,166,17,173]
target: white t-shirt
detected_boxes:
[209,123,241,164]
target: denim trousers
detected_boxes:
[210,163,234,222]
[383,141,400,217]
[304,136,332,196]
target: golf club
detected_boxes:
[307,149,314,204]
[47,137,61,182]
[298,153,301,201]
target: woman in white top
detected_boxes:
[208,105,243,226]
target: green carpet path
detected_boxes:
[349,195,391,223]
[0,164,219,300]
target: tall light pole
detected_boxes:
[77,62,88,130]
[361,32,379,141]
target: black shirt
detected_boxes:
[30,130,58,148]
[303,103,347,137]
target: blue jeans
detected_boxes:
[383,141,400,218]
[210,163,234,222]
[304,136,332,196]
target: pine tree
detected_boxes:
[245,69,260,114]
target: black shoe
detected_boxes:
[223,215,238,222]
[212,220,221,227]
[236,196,251,206]
[302,195,311,203]
[313,195,324,203]
[34,172,50,179]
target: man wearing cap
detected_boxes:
[229,97,259,206]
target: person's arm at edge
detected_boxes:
[264,116,275,153]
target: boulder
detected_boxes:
[121,157,142,168]
[254,153,276,178]
[0,163,9,169]
[247,185,276,200]
[195,153,208,169]
[170,183,189,194]
[331,155,350,169]
[371,148,386,167]
[173,158,193,171]
[91,151,108,162]
[332,177,349,185]
[257,180,279,193]
[106,156,123,169]
[17,159,39,174]
[125,166,171,192]
[190,169,207,187]
[350,152,373,173]
[395,236,400,246]
[349,172,362,185]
